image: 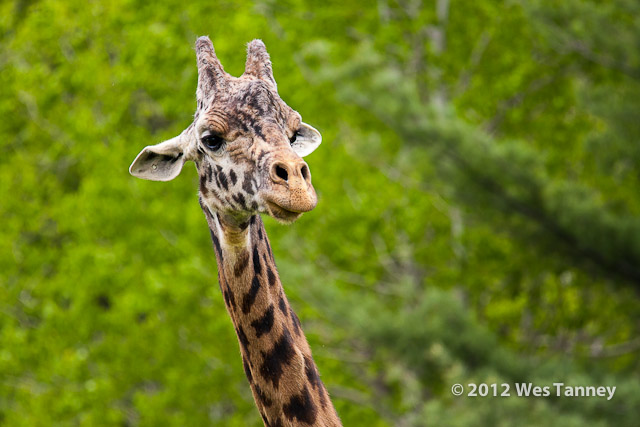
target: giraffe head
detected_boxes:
[129,37,322,224]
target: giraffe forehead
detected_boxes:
[197,78,301,142]
[224,80,290,123]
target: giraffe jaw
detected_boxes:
[265,201,304,224]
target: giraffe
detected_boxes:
[129,36,342,427]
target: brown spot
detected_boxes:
[237,218,251,230]
[242,275,261,314]
[242,174,255,195]
[234,250,250,277]
[251,304,275,338]
[232,193,246,207]
[304,355,320,390]
[209,229,223,262]
[260,411,269,427]
[318,384,328,409]
[283,386,317,424]
[223,284,236,310]
[206,163,213,183]
[267,266,277,287]
[304,354,327,408]
[278,294,287,315]
[290,307,302,337]
[243,357,253,383]
[199,178,210,197]
[236,325,250,358]
[265,238,273,261]
[218,169,229,190]
[253,246,262,275]
[260,327,295,388]
[213,169,222,189]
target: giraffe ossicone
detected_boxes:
[129,36,342,426]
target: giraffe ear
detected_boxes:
[244,39,277,89]
[291,123,322,157]
[129,134,187,181]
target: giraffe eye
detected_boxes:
[202,132,224,151]
[289,131,299,144]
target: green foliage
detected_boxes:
[2,0,640,425]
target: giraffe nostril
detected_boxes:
[275,164,288,181]
[300,165,309,181]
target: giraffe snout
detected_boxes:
[263,158,317,222]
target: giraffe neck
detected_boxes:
[200,202,341,427]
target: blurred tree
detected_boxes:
[1,0,639,426]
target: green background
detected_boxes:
[2,0,640,425]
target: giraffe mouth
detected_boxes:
[265,201,304,223]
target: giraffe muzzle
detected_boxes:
[263,158,317,222]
